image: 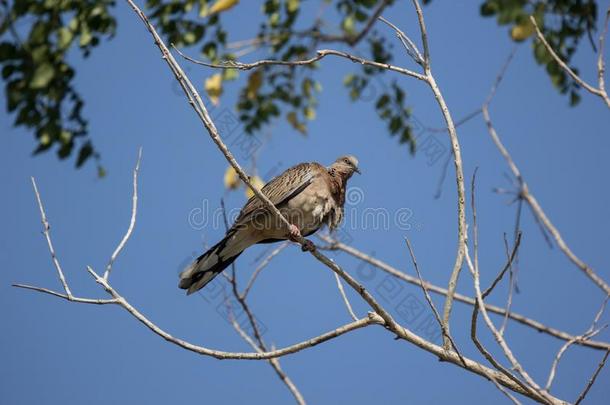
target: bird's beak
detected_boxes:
[354,167,361,175]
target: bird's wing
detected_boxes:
[234,162,323,225]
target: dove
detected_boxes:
[178,155,360,295]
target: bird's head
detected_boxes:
[331,155,361,179]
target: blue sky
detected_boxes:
[2,1,610,404]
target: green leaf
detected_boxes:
[303,106,315,120]
[287,0,299,13]
[30,63,55,89]
[58,27,74,50]
[79,27,93,47]
[76,142,93,167]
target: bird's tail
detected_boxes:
[178,230,249,295]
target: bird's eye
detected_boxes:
[343,158,350,164]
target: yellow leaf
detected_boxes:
[511,20,534,42]
[222,68,239,81]
[246,70,263,100]
[205,73,223,105]
[245,175,265,198]
[287,0,299,13]
[287,111,307,135]
[205,0,239,16]
[224,166,240,190]
[303,106,316,120]
[342,16,355,35]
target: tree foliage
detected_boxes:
[0,0,601,172]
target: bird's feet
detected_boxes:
[287,223,302,241]
[287,224,316,252]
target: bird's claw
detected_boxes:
[287,224,302,241]
[286,224,315,251]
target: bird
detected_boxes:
[178,155,361,295]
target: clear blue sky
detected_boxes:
[2,1,610,404]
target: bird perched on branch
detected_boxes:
[179,155,360,295]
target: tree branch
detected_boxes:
[483,101,610,296]
[31,177,72,297]
[173,46,428,82]
[530,14,610,109]
[573,349,610,405]
[104,147,142,280]
[318,234,610,351]
[333,272,358,322]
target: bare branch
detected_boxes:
[545,326,606,393]
[530,15,610,108]
[480,49,610,296]
[545,296,609,392]
[597,7,610,99]
[104,147,142,280]
[318,234,610,351]
[404,238,466,367]
[381,9,468,351]
[224,277,306,405]
[574,349,610,405]
[484,47,518,107]
[295,0,390,47]
[90,267,382,360]
[12,283,117,305]
[31,177,72,297]
[500,234,517,336]
[173,46,427,82]
[411,0,430,70]
[378,16,424,66]
[229,316,306,405]
[465,246,554,403]
[483,104,610,296]
[468,172,539,401]
[482,234,522,299]
[242,242,289,299]
[333,272,358,322]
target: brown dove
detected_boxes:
[179,155,360,295]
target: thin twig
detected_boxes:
[545,326,606,393]
[174,46,427,82]
[318,234,610,351]
[12,284,117,304]
[333,272,358,322]
[242,242,289,299]
[229,314,306,405]
[483,105,610,296]
[469,172,539,400]
[597,7,610,100]
[545,296,609,392]
[104,147,142,280]
[225,268,306,404]
[298,0,390,47]
[500,234,516,336]
[31,177,72,297]
[411,0,430,71]
[378,16,424,66]
[530,15,610,108]
[404,238,466,367]
[465,247,553,403]
[574,349,610,405]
